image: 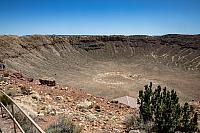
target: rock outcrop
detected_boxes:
[39,77,56,86]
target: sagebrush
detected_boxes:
[45,117,82,133]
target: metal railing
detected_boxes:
[0,90,45,133]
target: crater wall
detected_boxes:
[0,35,200,101]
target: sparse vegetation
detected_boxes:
[20,86,31,95]
[5,88,18,97]
[126,82,199,133]
[14,110,33,132]
[0,94,11,106]
[45,117,82,133]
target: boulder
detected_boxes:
[45,105,56,115]
[86,113,97,122]
[78,101,93,109]
[39,77,56,86]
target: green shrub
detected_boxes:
[134,82,199,133]
[45,117,82,133]
[0,94,11,106]
[137,82,153,122]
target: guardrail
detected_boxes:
[0,90,45,133]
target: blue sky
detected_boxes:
[0,0,200,35]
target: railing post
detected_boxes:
[11,103,17,133]
[0,103,4,118]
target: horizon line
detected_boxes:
[0,33,200,37]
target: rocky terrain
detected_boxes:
[0,71,136,132]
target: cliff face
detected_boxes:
[0,35,200,101]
